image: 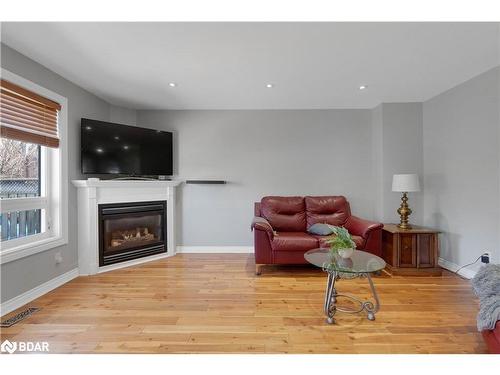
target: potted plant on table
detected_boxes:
[326,226,356,259]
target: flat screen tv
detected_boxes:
[81,118,173,176]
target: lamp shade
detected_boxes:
[392,174,420,192]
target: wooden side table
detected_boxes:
[382,224,442,275]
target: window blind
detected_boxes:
[0,79,61,148]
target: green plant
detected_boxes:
[325,226,356,253]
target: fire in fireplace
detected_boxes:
[110,227,155,248]
[98,201,167,266]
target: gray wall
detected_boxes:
[137,110,375,246]
[371,105,384,221]
[109,105,137,126]
[1,44,112,302]
[378,103,424,225]
[423,66,500,269]
[2,40,498,305]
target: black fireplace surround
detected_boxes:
[98,201,167,266]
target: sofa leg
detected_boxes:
[255,264,263,276]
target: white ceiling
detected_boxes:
[1,22,499,110]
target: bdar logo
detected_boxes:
[0,340,49,353]
[1,339,17,354]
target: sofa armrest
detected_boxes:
[251,216,274,240]
[344,215,383,239]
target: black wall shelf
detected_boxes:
[185,180,227,185]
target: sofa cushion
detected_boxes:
[307,223,334,236]
[305,196,351,228]
[313,234,365,249]
[261,196,306,232]
[271,232,319,252]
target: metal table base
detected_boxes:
[323,270,380,324]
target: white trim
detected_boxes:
[176,246,254,254]
[72,179,178,275]
[94,252,171,275]
[0,268,78,317]
[0,69,69,264]
[0,197,49,213]
[438,257,477,280]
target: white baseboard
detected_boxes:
[0,268,79,317]
[438,257,477,280]
[176,246,254,254]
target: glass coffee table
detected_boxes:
[304,248,386,324]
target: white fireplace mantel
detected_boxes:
[72,178,181,275]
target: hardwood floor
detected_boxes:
[0,254,487,353]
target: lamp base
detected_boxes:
[397,192,413,229]
[397,223,412,230]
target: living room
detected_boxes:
[1,1,499,371]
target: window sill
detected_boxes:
[0,235,67,264]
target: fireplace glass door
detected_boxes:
[99,201,166,266]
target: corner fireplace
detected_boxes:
[98,201,167,266]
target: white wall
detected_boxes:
[423,66,500,271]
[137,109,375,246]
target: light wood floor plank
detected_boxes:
[0,254,487,353]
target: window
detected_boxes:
[0,70,68,264]
[0,139,43,240]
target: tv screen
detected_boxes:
[81,118,173,176]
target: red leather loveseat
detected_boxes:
[251,196,383,274]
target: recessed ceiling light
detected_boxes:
[123,145,129,150]
[86,126,92,130]
[96,148,103,153]
[114,136,120,140]
[359,85,367,90]
[169,82,176,87]
[266,83,273,88]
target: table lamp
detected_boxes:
[392,174,420,229]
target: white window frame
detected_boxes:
[0,68,68,264]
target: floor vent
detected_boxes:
[1,307,40,328]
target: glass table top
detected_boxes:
[304,248,386,274]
